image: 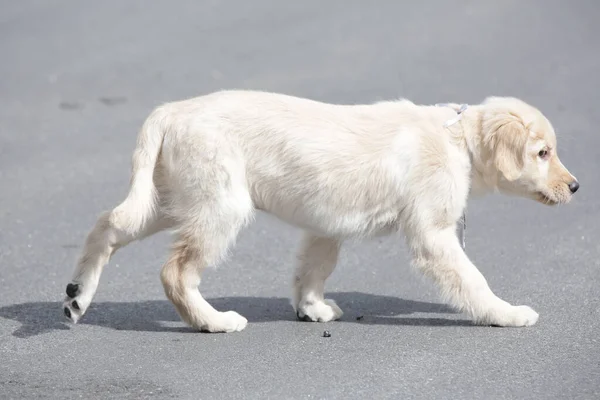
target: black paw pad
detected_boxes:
[71,300,80,310]
[296,311,314,322]
[66,283,79,298]
[64,307,71,319]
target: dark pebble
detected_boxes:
[323,330,331,338]
[356,315,364,321]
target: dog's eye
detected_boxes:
[538,149,549,159]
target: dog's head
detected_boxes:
[479,97,578,205]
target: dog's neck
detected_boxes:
[450,106,496,197]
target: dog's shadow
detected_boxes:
[0,292,469,338]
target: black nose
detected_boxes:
[568,181,580,194]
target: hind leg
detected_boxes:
[160,213,250,333]
[292,233,343,322]
[63,211,174,323]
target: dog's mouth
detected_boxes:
[535,192,559,206]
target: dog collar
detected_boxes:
[435,102,468,250]
[435,103,469,128]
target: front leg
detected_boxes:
[408,226,539,327]
[292,233,343,322]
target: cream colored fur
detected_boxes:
[62,90,578,332]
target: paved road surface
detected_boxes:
[1,1,599,399]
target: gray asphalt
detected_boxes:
[1,1,599,399]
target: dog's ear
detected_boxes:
[483,110,529,181]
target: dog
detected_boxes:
[62,90,579,332]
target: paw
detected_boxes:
[296,299,343,322]
[62,282,92,324]
[482,305,539,327]
[203,311,248,333]
[506,305,539,327]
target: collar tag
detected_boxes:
[457,212,467,250]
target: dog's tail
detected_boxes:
[111,106,169,236]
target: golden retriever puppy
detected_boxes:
[62,91,579,332]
